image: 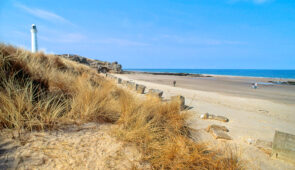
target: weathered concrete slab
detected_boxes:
[272,131,295,163]
[200,113,229,122]
[127,81,136,90]
[117,78,122,84]
[171,95,185,110]
[136,84,146,94]
[206,124,229,132]
[209,128,232,140]
[213,115,229,122]
[148,89,163,98]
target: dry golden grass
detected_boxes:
[115,96,241,169]
[0,43,242,169]
[0,43,120,131]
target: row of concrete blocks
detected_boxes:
[105,74,186,110]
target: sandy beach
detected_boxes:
[114,72,295,169]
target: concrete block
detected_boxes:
[206,124,229,132]
[209,128,232,140]
[213,115,229,122]
[117,78,122,84]
[136,84,146,94]
[171,95,185,110]
[127,81,136,90]
[272,131,295,163]
[148,89,163,98]
[200,113,229,122]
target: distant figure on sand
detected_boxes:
[252,82,258,89]
[173,80,176,87]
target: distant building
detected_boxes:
[31,24,38,53]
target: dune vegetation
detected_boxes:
[0,44,241,169]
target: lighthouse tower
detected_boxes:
[31,24,38,53]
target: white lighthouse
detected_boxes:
[31,24,38,53]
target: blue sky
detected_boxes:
[0,0,295,69]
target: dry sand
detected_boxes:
[114,73,295,169]
[0,123,149,170]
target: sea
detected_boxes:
[126,69,295,79]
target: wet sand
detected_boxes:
[122,73,295,104]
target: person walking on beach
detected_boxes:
[173,80,176,87]
[252,82,258,89]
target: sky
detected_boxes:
[0,0,295,69]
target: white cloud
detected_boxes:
[15,3,73,25]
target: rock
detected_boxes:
[111,62,122,73]
[209,128,232,140]
[136,84,146,94]
[213,115,229,122]
[57,54,123,73]
[200,113,209,119]
[206,124,229,132]
[148,89,163,98]
[200,113,229,122]
[98,66,109,73]
[171,95,185,110]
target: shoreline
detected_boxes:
[123,70,295,81]
[120,72,295,105]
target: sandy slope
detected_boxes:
[114,73,295,169]
[0,123,148,170]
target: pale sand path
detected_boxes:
[0,123,149,170]
[113,73,295,169]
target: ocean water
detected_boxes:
[126,69,295,79]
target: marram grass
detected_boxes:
[0,43,242,169]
